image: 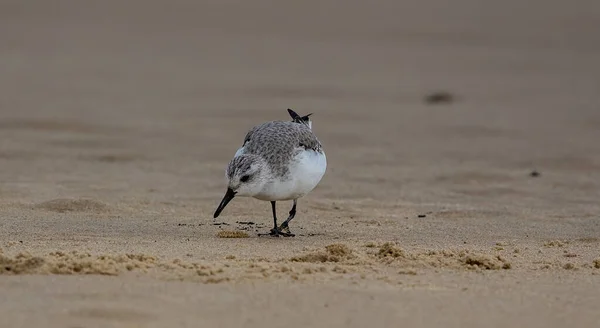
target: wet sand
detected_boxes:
[1,0,600,327]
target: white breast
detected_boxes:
[255,149,327,201]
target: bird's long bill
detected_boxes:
[213,188,236,218]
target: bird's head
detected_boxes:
[213,154,269,218]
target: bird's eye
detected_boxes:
[240,175,250,182]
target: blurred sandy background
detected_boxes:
[1,0,600,327]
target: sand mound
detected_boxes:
[367,244,512,271]
[405,250,512,271]
[0,251,155,276]
[34,198,109,213]
[462,254,512,270]
[289,243,512,271]
[377,242,405,258]
[0,253,45,274]
[290,244,354,263]
[0,242,518,284]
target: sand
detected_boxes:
[1,0,600,327]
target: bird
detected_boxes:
[213,108,327,237]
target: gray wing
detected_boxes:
[296,127,322,153]
[243,121,321,152]
[241,121,323,176]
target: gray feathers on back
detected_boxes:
[241,121,323,177]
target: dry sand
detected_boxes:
[1,0,600,327]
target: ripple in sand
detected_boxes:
[216,231,249,238]
[34,198,109,213]
[80,153,143,163]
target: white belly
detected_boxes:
[255,150,327,201]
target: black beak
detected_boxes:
[213,188,236,218]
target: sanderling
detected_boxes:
[213,108,327,237]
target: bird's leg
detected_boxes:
[270,201,278,229]
[258,201,295,237]
[278,199,297,236]
[269,201,282,236]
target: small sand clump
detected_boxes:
[398,269,418,275]
[594,259,600,269]
[290,244,353,263]
[217,231,249,238]
[378,243,405,258]
[462,254,511,270]
[325,244,352,257]
[1,253,45,274]
[543,240,569,248]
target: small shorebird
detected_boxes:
[213,108,327,237]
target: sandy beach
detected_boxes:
[1,0,600,327]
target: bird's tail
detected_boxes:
[287,108,313,129]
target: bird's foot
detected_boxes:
[258,226,295,237]
[278,223,293,235]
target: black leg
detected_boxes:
[271,201,277,229]
[258,200,295,237]
[278,199,297,235]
